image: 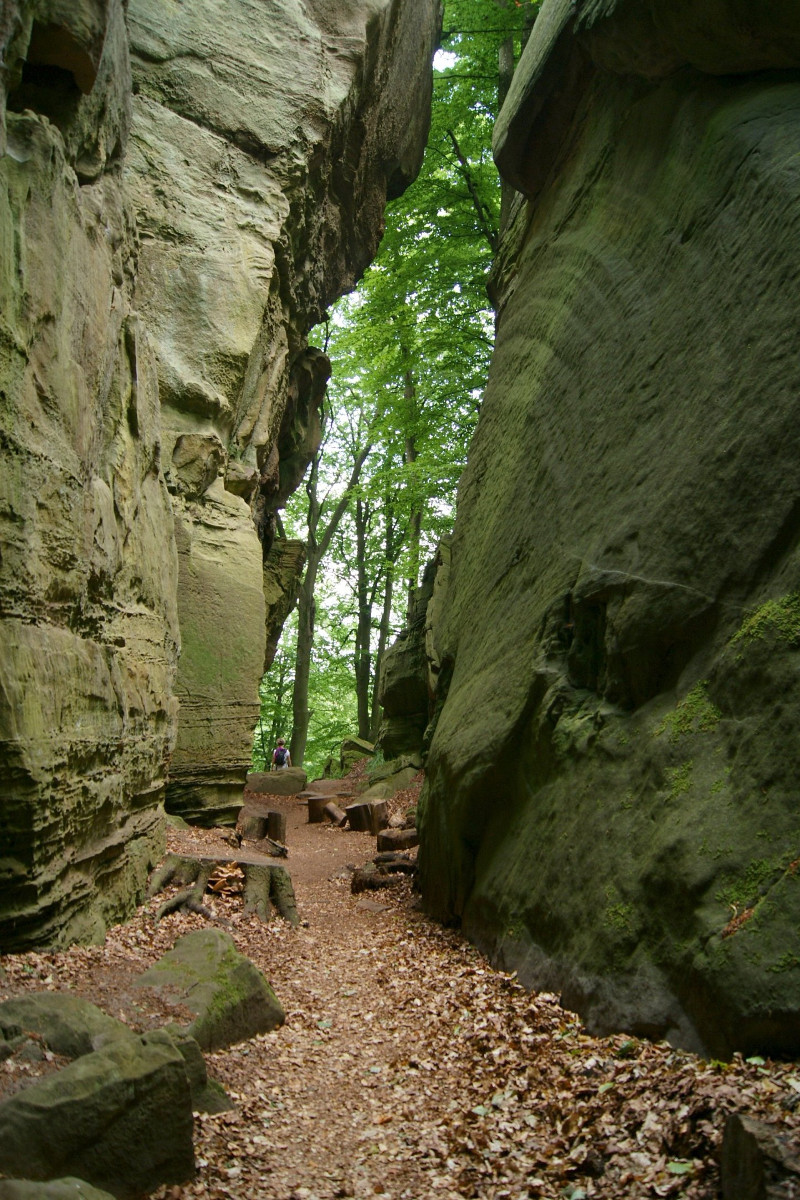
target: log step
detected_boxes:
[376,827,419,852]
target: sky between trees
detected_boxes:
[254,0,540,777]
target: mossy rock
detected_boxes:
[0,993,134,1059]
[0,1030,194,1198]
[136,929,285,1051]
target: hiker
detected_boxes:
[271,738,291,770]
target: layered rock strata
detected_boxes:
[0,0,439,946]
[419,0,800,1057]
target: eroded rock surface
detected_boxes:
[419,0,800,1057]
[0,1029,194,1197]
[136,928,285,1050]
[0,0,439,944]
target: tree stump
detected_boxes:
[240,813,268,842]
[242,864,299,927]
[345,800,389,834]
[148,853,299,925]
[266,810,286,844]
[147,854,213,899]
[307,795,328,823]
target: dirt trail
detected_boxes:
[2,784,799,1200]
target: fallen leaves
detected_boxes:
[1,771,799,1198]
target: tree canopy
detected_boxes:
[253,0,540,778]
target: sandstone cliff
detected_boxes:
[0,0,439,948]
[419,0,800,1057]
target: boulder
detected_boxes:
[419,0,800,1058]
[0,1181,116,1200]
[163,1027,234,1114]
[0,1030,194,1197]
[720,1113,800,1199]
[246,768,307,796]
[360,767,419,800]
[262,539,307,671]
[0,993,133,1059]
[136,929,285,1051]
[367,754,422,784]
[377,550,449,759]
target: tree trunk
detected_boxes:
[370,497,399,740]
[290,442,372,766]
[354,495,373,740]
[290,560,317,767]
[403,365,422,621]
[498,32,515,233]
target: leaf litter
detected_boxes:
[0,768,798,1199]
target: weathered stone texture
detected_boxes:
[1,0,439,944]
[0,6,176,949]
[124,0,440,823]
[263,538,307,671]
[419,0,800,1058]
[0,1029,194,1196]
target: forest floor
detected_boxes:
[1,767,800,1199]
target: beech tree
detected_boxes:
[254,0,540,777]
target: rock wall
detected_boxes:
[419,0,800,1058]
[377,540,450,760]
[0,0,439,946]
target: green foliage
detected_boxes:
[252,605,360,779]
[654,682,721,742]
[731,593,800,649]
[255,1,542,769]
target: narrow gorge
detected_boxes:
[0,0,439,950]
[3,0,800,1074]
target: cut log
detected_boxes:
[351,867,403,894]
[345,800,389,834]
[376,827,419,852]
[323,801,348,826]
[374,855,416,875]
[266,810,286,844]
[307,795,328,824]
[240,813,268,841]
[264,835,288,858]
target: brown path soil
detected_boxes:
[1,777,799,1199]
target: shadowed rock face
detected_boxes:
[0,0,439,946]
[419,0,800,1058]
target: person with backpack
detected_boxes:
[271,738,291,770]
